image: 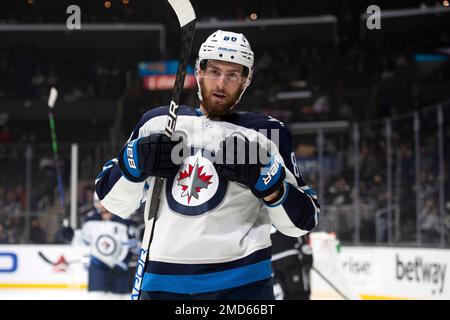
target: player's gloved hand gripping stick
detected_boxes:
[131,0,196,300]
[118,133,183,182]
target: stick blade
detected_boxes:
[48,87,58,109]
[167,0,196,27]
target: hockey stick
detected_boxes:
[311,266,350,300]
[37,251,83,265]
[47,87,65,212]
[38,251,57,265]
[131,0,196,300]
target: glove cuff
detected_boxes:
[117,139,148,183]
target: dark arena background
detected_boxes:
[0,0,449,301]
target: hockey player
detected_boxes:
[81,195,138,299]
[271,228,313,300]
[95,30,320,300]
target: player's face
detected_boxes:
[198,60,246,117]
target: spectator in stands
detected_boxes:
[3,189,21,216]
[420,197,442,242]
[328,177,352,205]
[29,217,47,244]
[0,224,9,244]
[4,218,19,243]
[367,174,388,211]
[0,187,5,216]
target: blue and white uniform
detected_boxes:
[96,105,319,295]
[81,212,138,270]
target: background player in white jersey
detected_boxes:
[81,195,138,299]
[96,30,320,300]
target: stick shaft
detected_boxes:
[131,6,196,300]
[48,109,65,210]
[311,266,350,300]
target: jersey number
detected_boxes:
[290,152,300,178]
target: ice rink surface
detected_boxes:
[0,274,345,300]
[0,289,130,300]
[0,289,343,300]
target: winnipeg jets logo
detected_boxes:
[177,158,213,204]
[169,151,221,210]
[95,235,117,256]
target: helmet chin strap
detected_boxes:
[227,68,253,113]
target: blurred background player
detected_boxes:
[271,227,313,300]
[81,194,139,299]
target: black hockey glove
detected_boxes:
[215,136,286,199]
[118,133,185,182]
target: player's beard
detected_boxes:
[199,79,243,118]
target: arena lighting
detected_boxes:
[443,0,449,7]
[104,1,111,8]
[250,13,258,21]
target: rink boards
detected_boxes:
[0,245,88,291]
[329,246,449,300]
[310,234,450,300]
[1,243,449,300]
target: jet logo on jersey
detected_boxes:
[177,158,213,204]
[95,235,117,257]
[166,148,228,216]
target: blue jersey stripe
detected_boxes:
[146,247,271,275]
[141,259,272,294]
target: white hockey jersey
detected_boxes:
[81,211,138,269]
[95,106,319,294]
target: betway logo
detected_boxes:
[396,254,446,294]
